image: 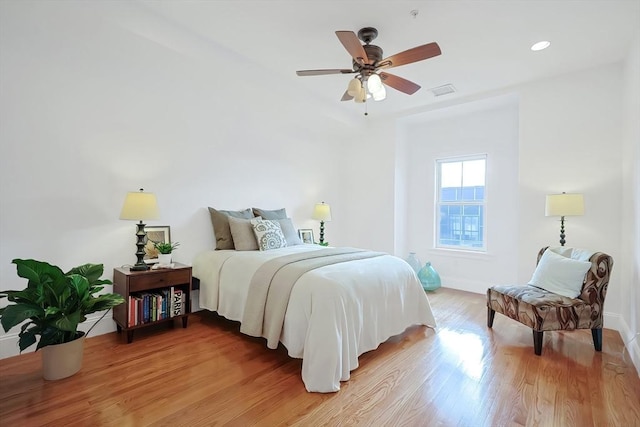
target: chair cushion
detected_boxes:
[487,285,598,332]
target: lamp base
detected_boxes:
[130,263,149,271]
[318,221,325,245]
[559,216,566,247]
[131,221,150,271]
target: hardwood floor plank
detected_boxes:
[1,288,638,426]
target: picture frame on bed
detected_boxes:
[298,229,315,244]
[143,225,171,262]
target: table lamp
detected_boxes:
[312,202,332,245]
[120,188,159,271]
[545,192,584,246]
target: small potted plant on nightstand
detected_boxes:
[0,259,124,380]
[154,241,180,266]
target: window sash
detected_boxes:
[436,156,487,251]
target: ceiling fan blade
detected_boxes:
[296,69,354,76]
[379,72,421,95]
[378,42,441,69]
[336,31,369,65]
[341,91,354,101]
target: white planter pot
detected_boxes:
[158,254,172,265]
[42,332,85,380]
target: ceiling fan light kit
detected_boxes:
[296,26,441,107]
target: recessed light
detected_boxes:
[531,41,551,51]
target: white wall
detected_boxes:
[397,96,520,292]
[620,33,640,373]
[0,1,357,358]
[517,64,624,326]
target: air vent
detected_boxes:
[429,84,456,97]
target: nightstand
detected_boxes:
[112,263,192,343]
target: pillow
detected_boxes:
[528,249,591,298]
[252,207,287,220]
[208,207,254,250]
[229,216,260,251]
[251,218,287,251]
[278,218,303,246]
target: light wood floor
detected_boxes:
[1,288,638,426]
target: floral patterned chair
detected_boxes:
[486,247,614,355]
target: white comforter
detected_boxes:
[193,245,436,392]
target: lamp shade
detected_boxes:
[119,189,160,220]
[354,85,366,103]
[312,202,332,222]
[372,84,386,101]
[545,193,584,217]
[366,73,383,93]
[347,78,361,96]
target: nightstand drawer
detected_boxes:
[129,269,191,292]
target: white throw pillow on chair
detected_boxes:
[528,249,591,298]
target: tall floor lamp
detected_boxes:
[312,202,332,246]
[545,192,584,246]
[120,188,159,271]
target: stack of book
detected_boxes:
[127,286,187,327]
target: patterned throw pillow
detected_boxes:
[250,219,287,251]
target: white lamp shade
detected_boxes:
[312,202,332,221]
[372,84,386,101]
[545,193,584,217]
[120,190,160,220]
[367,73,383,93]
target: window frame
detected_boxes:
[435,154,487,252]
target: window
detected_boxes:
[436,156,486,251]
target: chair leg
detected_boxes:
[591,328,603,351]
[487,307,496,328]
[533,330,543,356]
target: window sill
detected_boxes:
[427,247,494,261]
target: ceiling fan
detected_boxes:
[296,27,441,103]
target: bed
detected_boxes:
[192,244,436,392]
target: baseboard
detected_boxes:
[617,316,640,377]
[0,312,118,360]
[441,280,486,295]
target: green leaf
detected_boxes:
[18,331,37,352]
[0,303,44,332]
[67,264,110,286]
[12,259,64,286]
[53,311,82,332]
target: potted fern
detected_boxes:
[0,259,124,380]
[154,241,179,265]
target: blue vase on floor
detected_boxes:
[418,262,441,291]
[405,252,422,275]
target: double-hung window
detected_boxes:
[436,155,487,251]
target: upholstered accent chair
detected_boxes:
[486,247,614,355]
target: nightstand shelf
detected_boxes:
[112,263,192,343]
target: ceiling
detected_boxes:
[137,0,639,119]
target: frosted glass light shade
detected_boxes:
[367,74,383,93]
[545,193,584,217]
[372,84,386,101]
[347,78,361,96]
[312,202,332,221]
[354,86,366,103]
[120,189,160,220]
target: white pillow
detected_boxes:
[528,249,591,298]
[250,218,287,251]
